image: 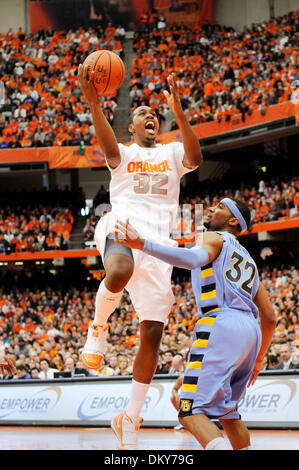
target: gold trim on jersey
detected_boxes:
[192,331,210,349]
[181,383,197,393]
[200,289,216,300]
[201,262,213,278]
[192,338,209,348]
[197,315,216,326]
[187,361,202,370]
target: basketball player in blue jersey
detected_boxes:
[114,198,276,450]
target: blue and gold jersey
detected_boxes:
[192,231,260,319]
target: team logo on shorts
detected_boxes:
[180,399,193,413]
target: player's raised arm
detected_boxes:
[248,283,276,386]
[77,64,121,169]
[163,73,203,170]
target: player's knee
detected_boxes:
[178,415,187,428]
[218,417,238,429]
[105,258,134,291]
[140,321,163,349]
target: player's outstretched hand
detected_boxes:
[0,356,16,378]
[113,219,145,250]
[163,73,184,118]
[247,358,263,387]
[77,64,98,106]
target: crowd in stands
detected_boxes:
[0,176,298,377]
[0,172,297,255]
[0,23,125,148]
[1,11,298,148]
[0,257,298,380]
[130,11,298,130]
[0,187,85,253]
[177,174,299,232]
[81,175,299,249]
[261,264,299,369]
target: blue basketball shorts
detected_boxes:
[178,309,261,420]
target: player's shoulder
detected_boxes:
[219,231,254,260]
[160,141,184,149]
[118,142,131,151]
[117,142,137,161]
[204,231,224,247]
[158,141,184,160]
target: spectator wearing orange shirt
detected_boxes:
[27,216,40,234]
[45,232,57,251]
[139,10,149,32]
[9,233,21,253]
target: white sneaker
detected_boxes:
[111,411,143,450]
[81,321,108,370]
[174,424,184,430]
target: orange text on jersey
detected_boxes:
[127,160,172,173]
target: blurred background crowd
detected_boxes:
[0,258,298,380]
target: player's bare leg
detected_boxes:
[81,253,133,370]
[179,413,230,450]
[133,320,164,382]
[104,253,134,294]
[219,418,252,450]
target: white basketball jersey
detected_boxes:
[106,142,193,242]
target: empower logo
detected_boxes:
[77,383,164,420]
[0,386,61,418]
[238,379,297,413]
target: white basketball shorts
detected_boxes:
[94,213,175,324]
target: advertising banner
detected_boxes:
[238,374,299,427]
[0,376,179,426]
[0,373,298,428]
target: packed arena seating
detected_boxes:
[0,173,297,255]
[1,11,298,148]
[0,255,298,379]
[0,187,85,253]
[130,11,298,129]
[0,24,125,148]
[78,174,298,249]
[1,172,296,377]
[178,174,299,225]
[84,174,298,247]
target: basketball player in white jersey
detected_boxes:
[77,65,203,449]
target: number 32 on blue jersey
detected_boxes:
[225,250,257,297]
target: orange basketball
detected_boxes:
[83,50,125,96]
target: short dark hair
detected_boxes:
[164,350,175,356]
[128,106,154,125]
[40,358,50,366]
[173,352,184,359]
[230,198,251,232]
